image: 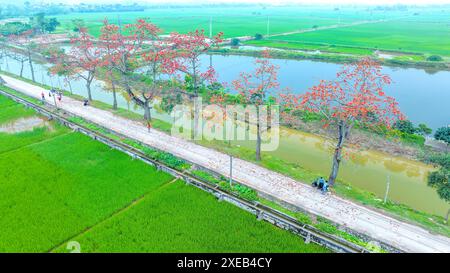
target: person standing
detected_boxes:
[322,180,329,193]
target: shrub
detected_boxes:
[428,169,449,188]
[254,33,263,40]
[122,139,190,171]
[416,123,432,136]
[421,152,450,169]
[230,38,240,46]
[399,131,425,146]
[314,219,337,234]
[394,120,415,134]
[435,127,450,145]
[427,55,443,62]
[191,170,222,184]
[219,181,259,201]
[296,212,312,225]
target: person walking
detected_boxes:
[41,92,46,104]
[147,121,152,132]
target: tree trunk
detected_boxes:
[193,96,200,140]
[5,55,9,71]
[57,77,62,89]
[28,51,35,82]
[67,80,73,94]
[328,122,349,186]
[143,100,152,122]
[86,82,93,101]
[255,109,262,161]
[111,80,118,110]
[20,61,24,77]
[192,65,199,140]
[446,208,450,225]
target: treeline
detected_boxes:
[0,3,66,19]
[0,14,60,36]
[74,3,145,13]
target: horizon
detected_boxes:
[3,0,450,6]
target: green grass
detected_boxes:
[0,102,35,123]
[0,95,327,253]
[268,20,450,57]
[54,181,327,253]
[0,132,174,252]
[53,6,404,38]
[0,97,68,153]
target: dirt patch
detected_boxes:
[0,116,51,134]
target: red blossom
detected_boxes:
[281,57,405,129]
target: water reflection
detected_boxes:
[0,116,50,134]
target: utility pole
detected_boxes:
[229,155,233,187]
[41,70,46,85]
[5,55,9,71]
[209,16,213,39]
[384,175,391,204]
[50,88,58,109]
[266,16,270,37]
[117,14,122,34]
[209,16,213,68]
[48,72,54,88]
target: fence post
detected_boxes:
[229,155,233,187]
[384,175,391,204]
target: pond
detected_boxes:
[1,53,448,216]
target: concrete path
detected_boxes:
[3,74,450,253]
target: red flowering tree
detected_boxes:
[51,27,102,101]
[232,50,280,161]
[45,45,75,93]
[100,19,162,120]
[282,58,404,185]
[99,20,121,109]
[8,30,37,82]
[169,30,223,137]
[7,41,29,77]
[139,38,179,122]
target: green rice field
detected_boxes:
[53,6,403,38]
[263,20,450,56]
[0,95,327,253]
[53,5,450,58]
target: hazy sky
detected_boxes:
[14,0,450,5]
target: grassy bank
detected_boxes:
[215,46,450,71]
[245,39,376,55]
